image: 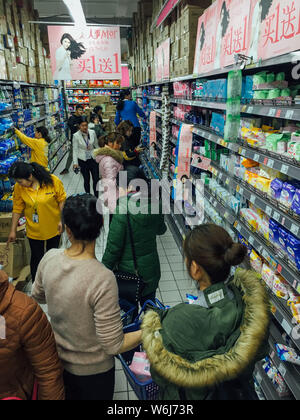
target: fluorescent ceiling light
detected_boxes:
[63,0,86,28]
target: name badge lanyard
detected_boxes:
[82,133,91,150]
[26,188,40,224]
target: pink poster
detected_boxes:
[177,124,193,180]
[48,26,122,80]
[217,0,252,69]
[253,0,300,62]
[193,1,219,75]
[155,39,170,82]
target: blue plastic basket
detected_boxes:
[119,299,137,327]
[118,299,165,400]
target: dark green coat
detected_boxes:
[102,193,167,296]
[142,269,270,400]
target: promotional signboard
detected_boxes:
[217,0,252,69]
[156,0,182,28]
[173,124,193,200]
[48,26,122,80]
[193,1,219,75]
[194,0,300,74]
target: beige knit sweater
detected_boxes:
[32,249,124,376]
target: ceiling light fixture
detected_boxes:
[63,0,86,28]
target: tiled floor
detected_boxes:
[27,154,198,400]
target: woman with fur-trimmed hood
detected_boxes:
[142,224,270,400]
[93,133,124,213]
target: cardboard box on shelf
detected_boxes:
[27,66,37,84]
[0,233,29,279]
[0,15,7,35]
[180,30,198,57]
[181,5,205,35]
[0,213,13,237]
[0,50,7,79]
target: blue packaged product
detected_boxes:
[278,227,288,253]
[291,189,300,216]
[238,234,252,256]
[280,182,296,208]
[270,178,283,200]
[286,234,300,265]
[269,219,280,245]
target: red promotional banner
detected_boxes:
[155,39,170,82]
[156,0,182,28]
[194,0,300,74]
[255,0,300,62]
[177,124,193,180]
[48,26,121,80]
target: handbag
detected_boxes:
[114,214,144,304]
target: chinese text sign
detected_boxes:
[48,26,122,80]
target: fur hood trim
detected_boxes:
[142,269,270,388]
[93,147,123,164]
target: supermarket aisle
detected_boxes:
[33,154,195,400]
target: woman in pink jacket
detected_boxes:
[93,133,124,214]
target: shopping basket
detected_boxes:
[118,299,166,401]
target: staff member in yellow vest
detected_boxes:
[14,127,51,168]
[7,162,66,283]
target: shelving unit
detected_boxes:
[135,46,300,401]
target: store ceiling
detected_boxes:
[34,0,139,25]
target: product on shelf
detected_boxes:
[262,358,291,398]
[275,344,300,367]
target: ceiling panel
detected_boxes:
[34,0,139,20]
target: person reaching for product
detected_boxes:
[7,162,66,283]
[141,224,270,400]
[31,194,142,401]
[14,126,51,168]
[93,132,124,213]
[102,166,167,307]
[115,89,146,149]
[117,120,144,168]
[73,119,99,197]
[0,270,65,400]
[60,104,84,175]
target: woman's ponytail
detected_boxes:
[36,126,52,144]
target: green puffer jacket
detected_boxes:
[102,193,167,297]
[142,269,270,400]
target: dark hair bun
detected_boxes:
[224,243,247,266]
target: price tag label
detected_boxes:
[265,206,272,216]
[277,264,282,274]
[297,284,300,294]
[224,212,229,220]
[278,364,286,378]
[270,351,275,359]
[262,249,269,260]
[268,159,274,168]
[241,149,246,156]
[290,224,299,236]
[239,187,244,196]
[250,194,256,204]
[236,185,240,192]
[268,108,276,117]
[248,106,253,114]
[242,105,247,112]
[285,110,294,119]
[281,319,292,335]
[264,157,269,165]
[226,178,230,185]
[273,212,280,222]
[239,147,243,155]
[276,109,282,118]
[256,372,263,385]
[258,245,264,254]
[281,165,289,175]
[254,154,260,162]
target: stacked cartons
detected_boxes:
[0,0,50,84]
[130,0,211,82]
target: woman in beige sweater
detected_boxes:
[32,194,141,400]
